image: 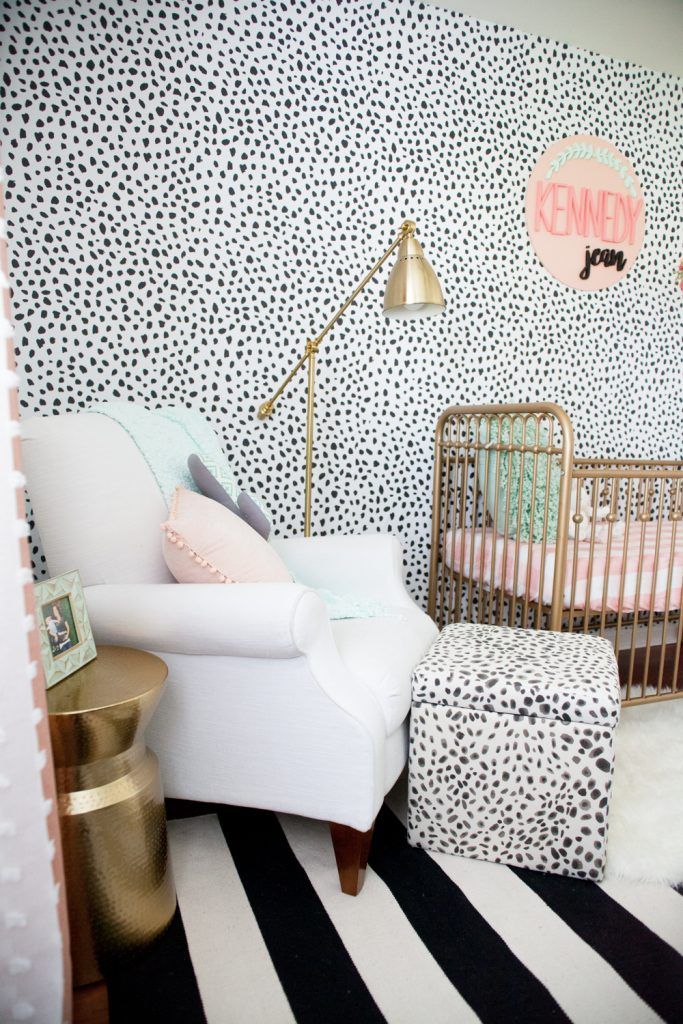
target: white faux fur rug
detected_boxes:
[605,696,683,884]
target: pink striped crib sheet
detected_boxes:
[444,520,683,613]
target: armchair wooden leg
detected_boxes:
[329,821,375,896]
[73,981,109,1024]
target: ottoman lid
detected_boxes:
[412,623,620,727]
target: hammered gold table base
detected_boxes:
[48,646,176,986]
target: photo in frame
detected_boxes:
[34,570,97,688]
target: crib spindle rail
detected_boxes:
[428,404,683,708]
[570,462,683,704]
[429,403,574,633]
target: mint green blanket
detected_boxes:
[90,402,248,507]
[478,417,561,543]
[90,403,390,620]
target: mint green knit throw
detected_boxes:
[89,402,391,620]
[477,418,561,543]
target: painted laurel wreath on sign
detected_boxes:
[543,142,638,198]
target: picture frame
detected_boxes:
[34,570,97,689]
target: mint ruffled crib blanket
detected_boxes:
[478,417,561,543]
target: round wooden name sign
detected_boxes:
[525,134,645,291]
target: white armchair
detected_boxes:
[22,411,437,894]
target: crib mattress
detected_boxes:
[443,520,683,614]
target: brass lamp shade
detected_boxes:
[383,235,445,319]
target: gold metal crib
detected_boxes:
[427,403,683,707]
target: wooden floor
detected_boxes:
[617,642,683,704]
[73,981,108,1024]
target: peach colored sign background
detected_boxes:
[525,135,645,291]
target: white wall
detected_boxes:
[3,0,682,601]
[427,0,683,77]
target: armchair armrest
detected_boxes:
[272,533,417,609]
[83,582,327,659]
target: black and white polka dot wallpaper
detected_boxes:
[2,0,681,600]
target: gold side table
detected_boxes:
[47,645,176,987]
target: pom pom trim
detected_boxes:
[160,519,236,584]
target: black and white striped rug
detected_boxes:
[107,785,683,1024]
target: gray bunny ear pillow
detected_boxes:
[187,454,271,540]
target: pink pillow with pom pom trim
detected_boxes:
[161,486,291,584]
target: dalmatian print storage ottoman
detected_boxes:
[408,623,621,881]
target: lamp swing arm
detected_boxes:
[257,220,416,420]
